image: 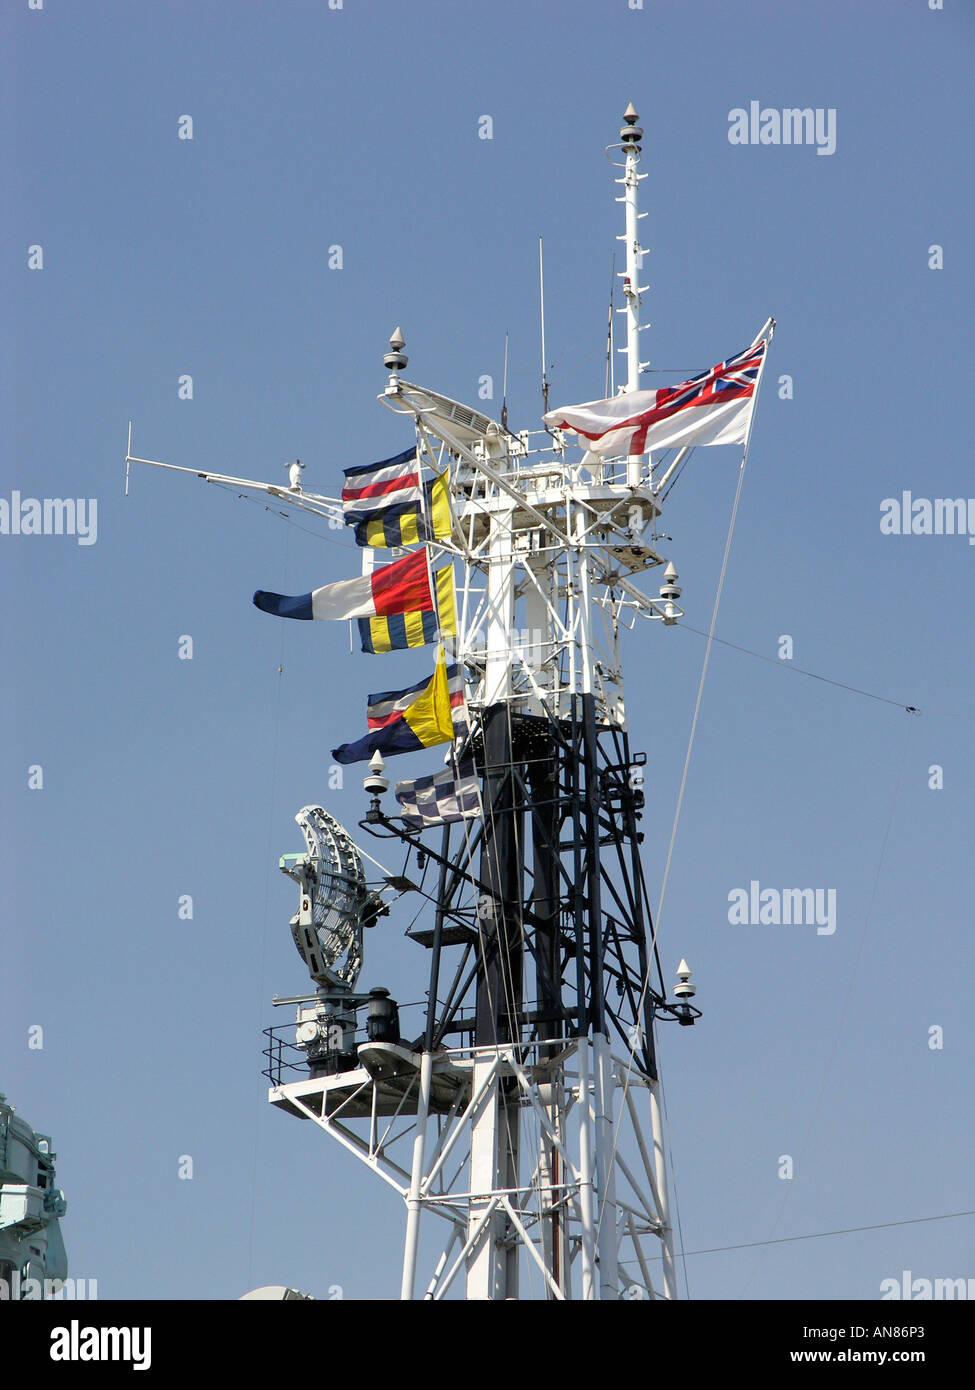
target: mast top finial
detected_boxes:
[620,102,643,153]
[384,326,408,374]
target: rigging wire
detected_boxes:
[588,438,755,1275]
[209,480,356,548]
[620,1207,975,1263]
[678,623,920,713]
[591,340,777,1283]
[739,715,915,1297]
[658,452,692,503]
[656,446,752,935]
[679,621,975,724]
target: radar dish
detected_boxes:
[280,806,370,989]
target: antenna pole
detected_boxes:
[605,255,616,397]
[539,238,550,417]
[620,103,645,486]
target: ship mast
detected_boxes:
[262,105,700,1301]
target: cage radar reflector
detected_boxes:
[279,806,371,989]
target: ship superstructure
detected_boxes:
[0,1093,68,1299]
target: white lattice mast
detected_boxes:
[619,106,677,1299]
[258,104,698,1303]
[121,104,702,1301]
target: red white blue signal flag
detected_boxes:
[253,546,432,623]
[341,446,451,549]
[331,652,467,766]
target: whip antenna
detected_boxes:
[605,254,616,396]
[539,237,550,416]
[501,330,509,431]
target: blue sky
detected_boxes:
[3,0,973,1300]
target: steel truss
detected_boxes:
[122,107,726,1302]
[266,691,690,1299]
[270,1037,673,1301]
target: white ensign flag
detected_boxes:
[543,330,770,458]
